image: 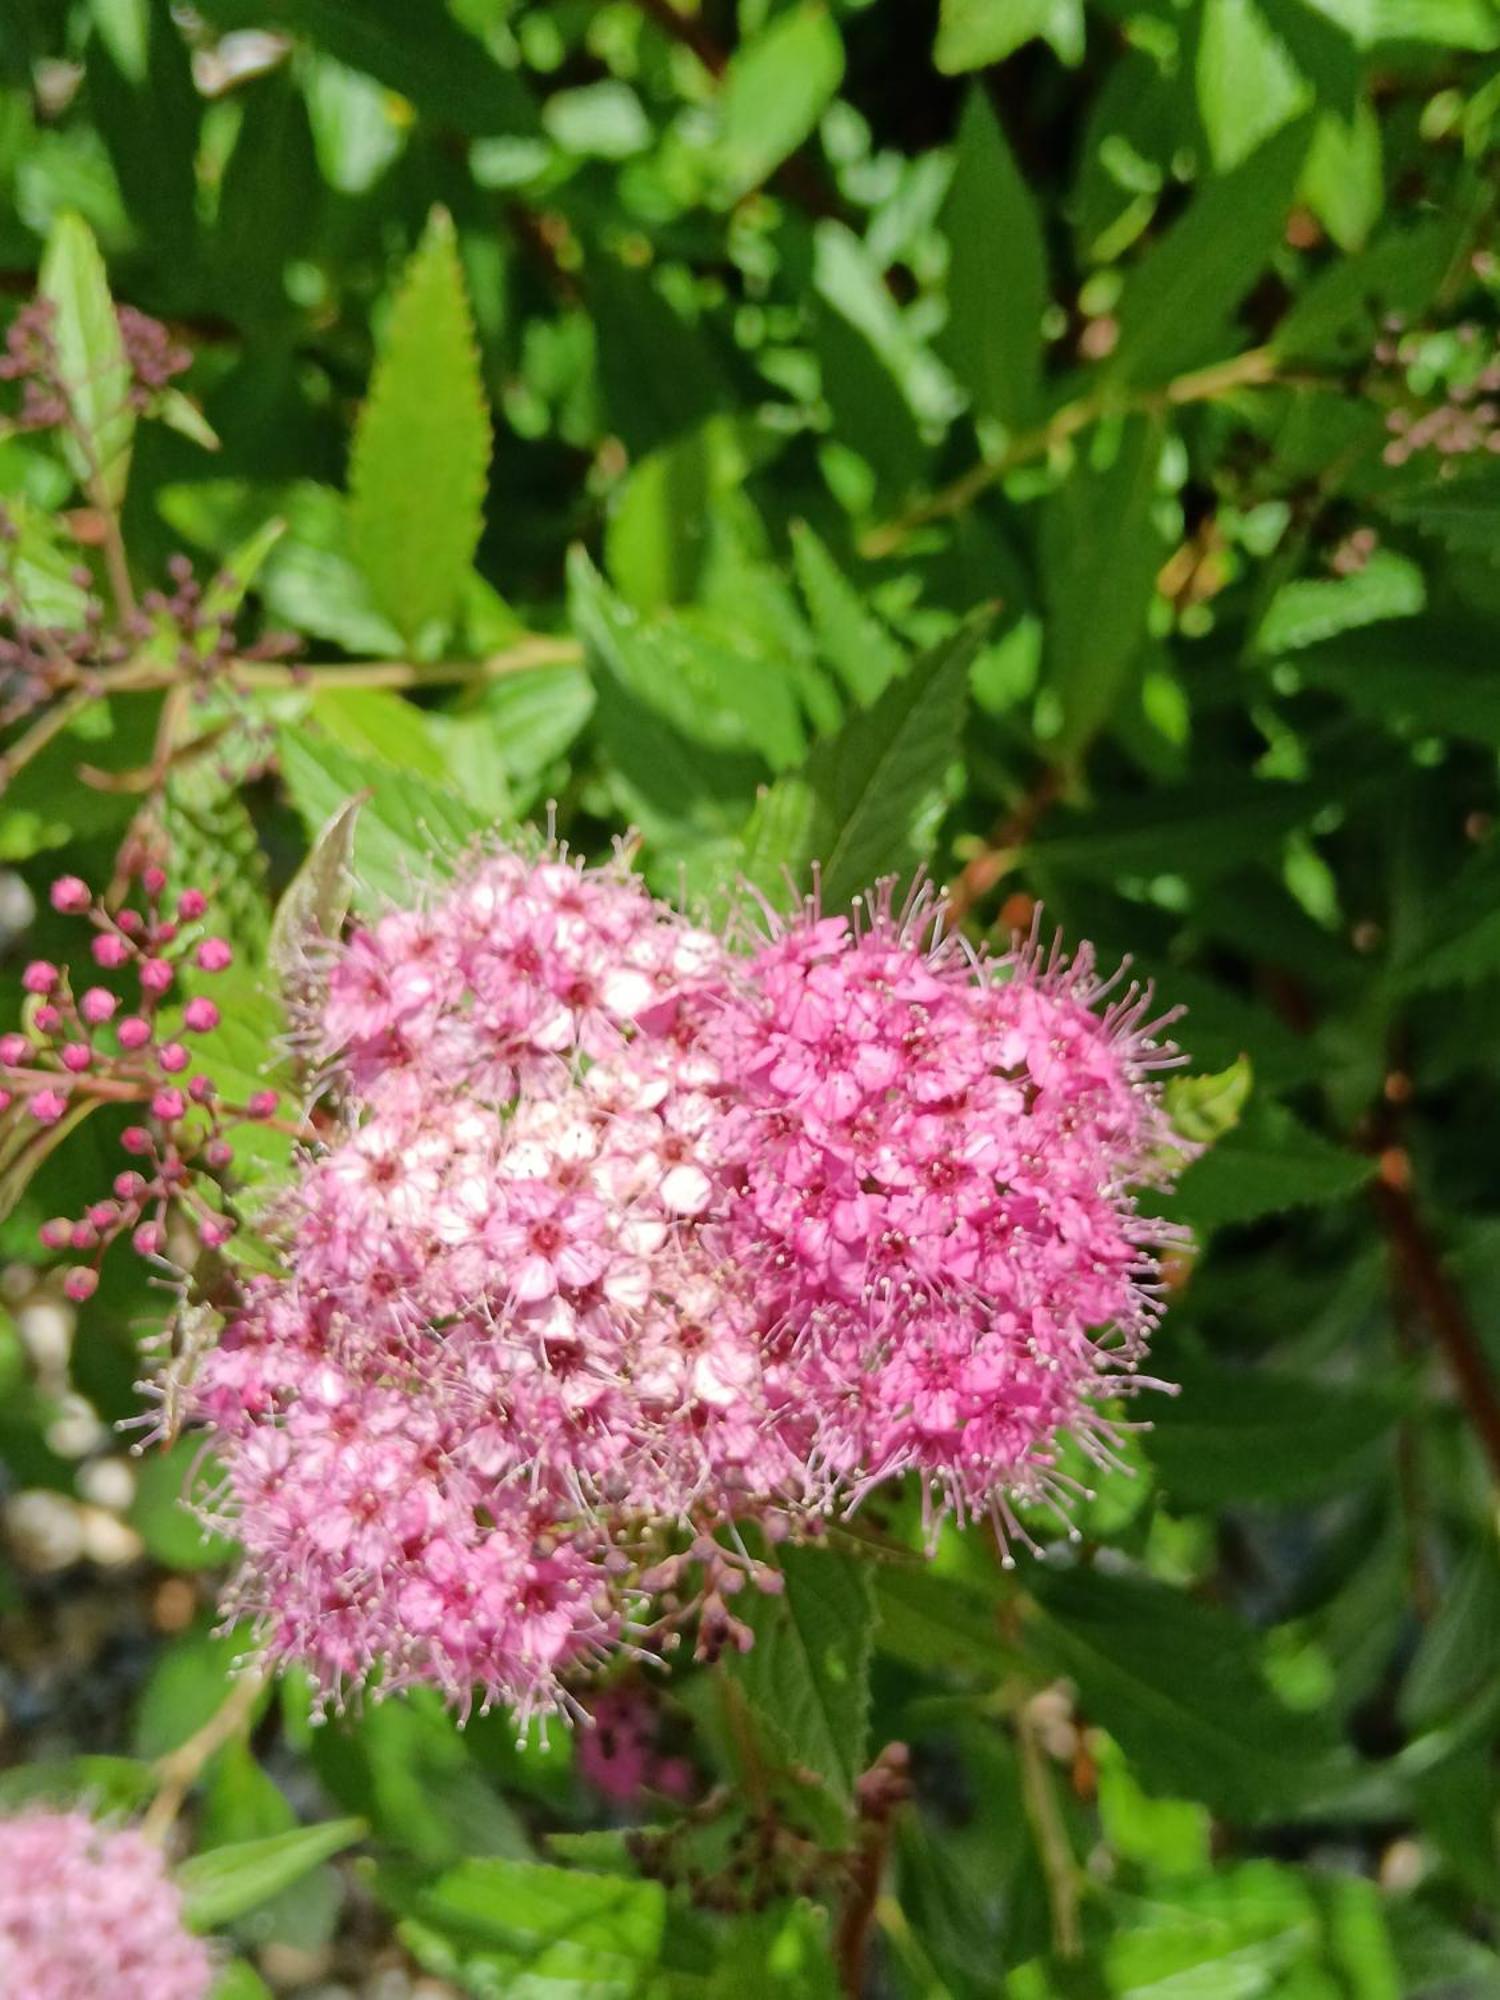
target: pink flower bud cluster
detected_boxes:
[1,862,275,1298]
[197,847,1186,1725]
[577,1683,696,1806]
[0,1809,213,2000]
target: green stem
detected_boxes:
[861,346,1280,559]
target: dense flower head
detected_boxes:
[0,1808,214,2000]
[196,844,1188,1724]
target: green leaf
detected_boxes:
[934,0,1086,71]
[1110,119,1314,387]
[1164,1054,1253,1147]
[1027,1568,1351,1820]
[177,1819,365,1933]
[1302,103,1384,250]
[192,0,539,137]
[1274,213,1468,362]
[571,551,803,770]
[37,209,134,507]
[1196,0,1309,173]
[389,1858,674,1992]
[1382,467,1500,560]
[349,208,491,648]
[708,4,845,206]
[1039,415,1166,759]
[1146,1350,1399,1506]
[210,1965,275,2000]
[937,90,1048,432]
[1170,1097,1372,1230]
[1256,550,1425,653]
[730,1547,876,1803]
[790,520,906,708]
[1401,1543,1500,1727]
[741,610,987,909]
[278,730,492,908]
[130,1437,238,1570]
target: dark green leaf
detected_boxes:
[1110,120,1314,387]
[741,610,987,908]
[938,90,1048,431]
[730,1547,877,1803]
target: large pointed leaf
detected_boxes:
[349,207,492,647]
[731,1547,877,1804]
[741,611,988,909]
[37,211,134,509]
[176,1818,365,1932]
[1110,119,1314,386]
[938,89,1049,431]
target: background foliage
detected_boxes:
[3,0,1500,1993]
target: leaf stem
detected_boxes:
[1014,1690,1082,1960]
[230,633,584,690]
[140,1666,267,1845]
[861,346,1279,560]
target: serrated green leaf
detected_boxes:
[1164,1055,1254,1147]
[37,209,134,508]
[177,1818,365,1932]
[790,520,906,707]
[937,89,1048,431]
[1110,120,1313,387]
[741,610,986,909]
[1256,550,1425,653]
[708,3,844,206]
[278,730,492,908]
[210,1964,274,2000]
[1170,1098,1372,1229]
[1039,414,1166,758]
[730,1547,876,1803]
[1146,1350,1399,1505]
[387,1858,675,1992]
[349,208,491,647]
[1027,1568,1351,1820]
[1382,467,1500,559]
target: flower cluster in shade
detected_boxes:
[0,1809,213,2000]
[195,844,1187,1726]
[0,858,277,1298]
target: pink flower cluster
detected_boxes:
[1,861,275,1298]
[0,1809,213,2000]
[197,847,1185,1725]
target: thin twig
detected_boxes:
[861,346,1280,560]
[0,685,94,790]
[835,1744,911,2000]
[140,1667,267,1844]
[1014,1693,1081,1960]
[1371,1164,1500,1487]
[230,634,584,691]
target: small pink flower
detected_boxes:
[62,1267,98,1302]
[22,960,58,995]
[139,958,173,996]
[183,997,220,1033]
[121,1126,153,1156]
[195,938,233,972]
[246,1090,278,1119]
[151,1088,186,1121]
[117,1016,151,1050]
[158,1042,190,1074]
[49,876,91,914]
[79,988,118,1026]
[133,1221,165,1257]
[59,1043,92,1074]
[0,1032,29,1067]
[30,1087,69,1124]
[91,934,131,968]
[178,888,207,920]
